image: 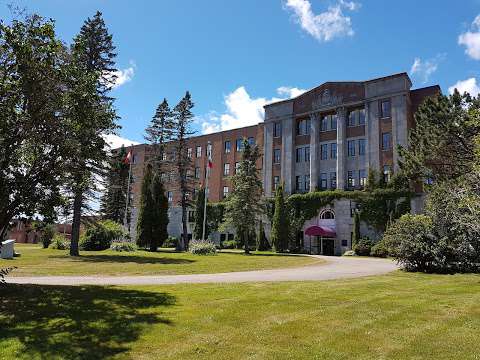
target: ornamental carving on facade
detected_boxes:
[312,89,344,110]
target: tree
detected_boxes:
[271,184,289,252]
[150,173,169,251]
[256,220,270,251]
[65,11,118,256]
[100,146,131,224]
[172,92,195,251]
[399,90,480,183]
[136,165,154,249]
[352,210,361,247]
[222,139,263,254]
[0,14,65,240]
[193,188,207,240]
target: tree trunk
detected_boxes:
[244,231,250,255]
[70,191,82,256]
[150,237,157,252]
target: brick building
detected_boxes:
[122,72,439,254]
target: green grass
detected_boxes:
[1,272,479,359]
[1,244,320,277]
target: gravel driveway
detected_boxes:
[6,255,399,286]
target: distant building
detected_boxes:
[119,73,440,254]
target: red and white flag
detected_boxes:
[124,150,133,164]
[208,159,213,169]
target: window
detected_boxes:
[273,149,281,164]
[223,163,230,176]
[273,176,280,190]
[347,140,356,157]
[296,175,302,192]
[330,114,337,130]
[341,239,348,247]
[248,137,255,146]
[194,167,200,179]
[320,173,327,189]
[321,210,335,219]
[380,99,391,118]
[330,172,337,189]
[321,144,328,160]
[305,146,310,162]
[235,162,240,173]
[330,143,337,159]
[348,110,356,127]
[359,169,366,187]
[347,170,355,188]
[207,143,212,157]
[236,138,243,151]
[305,175,310,192]
[224,141,231,153]
[358,138,366,156]
[187,148,192,158]
[296,148,303,163]
[320,116,328,132]
[382,132,391,150]
[167,191,173,202]
[383,165,391,183]
[196,146,202,158]
[358,109,365,125]
[296,119,310,136]
[223,186,229,198]
[162,152,167,161]
[273,122,282,137]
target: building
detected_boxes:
[122,72,440,254]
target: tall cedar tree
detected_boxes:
[193,188,207,240]
[222,139,263,254]
[136,164,154,248]
[0,15,65,240]
[271,184,289,252]
[172,92,195,251]
[66,11,118,256]
[399,90,480,183]
[150,173,169,250]
[352,210,361,247]
[100,146,131,224]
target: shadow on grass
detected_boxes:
[50,254,195,265]
[0,284,175,359]
[219,251,302,257]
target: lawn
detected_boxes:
[1,272,479,359]
[1,244,321,276]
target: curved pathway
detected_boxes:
[7,256,399,286]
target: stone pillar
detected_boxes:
[392,94,407,172]
[309,113,319,191]
[367,100,380,171]
[263,122,273,197]
[282,116,294,193]
[364,101,370,173]
[336,107,346,190]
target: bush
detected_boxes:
[49,234,70,250]
[40,224,56,249]
[110,241,137,252]
[221,239,237,249]
[162,236,178,248]
[370,241,389,258]
[80,220,126,251]
[189,240,217,255]
[353,237,374,256]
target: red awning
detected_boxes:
[304,225,336,237]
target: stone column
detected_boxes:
[364,101,370,173]
[282,116,294,194]
[309,113,319,191]
[263,122,273,197]
[367,100,380,171]
[336,107,346,190]
[392,94,407,172]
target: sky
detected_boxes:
[2,0,480,147]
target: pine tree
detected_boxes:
[193,188,206,240]
[150,173,169,251]
[65,11,118,256]
[222,139,263,254]
[136,165,154,248]
[271,184,289,252]
[352,210,361,247]
[172,91,195,251]
[256,221,270,251]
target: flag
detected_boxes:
[208,159,213,169]
[124,150,133,164]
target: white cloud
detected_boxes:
[199,85,307,134]
[103,61,136,89]
[409,55,444,83]
[103,133,140,150]
[448,78,480,97]
[284,0,360,42]
[458,15,480,60]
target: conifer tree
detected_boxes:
[193,188,206,240]
[271,184,289,252]
[256,221,270,251]
[352,210,361,247]
[172,91,195,251]
[150,173,169,251]
[136,165,154,248]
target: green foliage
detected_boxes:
[189,240,217,255]
[0,266,15,285]
[370,241,389,258]
[221,239,237,249]
[256,221,270,251]
[162,236,178,248]
[110,241,137,252]
[193,190,225,240]
[353,238,374,256]
[80,220,126,251]
[271,184,289,252]
[222,139,263,254]
[50,234,70,250]
[352,211,361,247]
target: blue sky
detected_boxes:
[3,0,480,146]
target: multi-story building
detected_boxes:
[121,72,440,254]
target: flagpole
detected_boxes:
[201,141,211,241]
[123,147,133,235]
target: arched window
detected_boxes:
[320,210,335,219]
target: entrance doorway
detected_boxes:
[313,237,335,255]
